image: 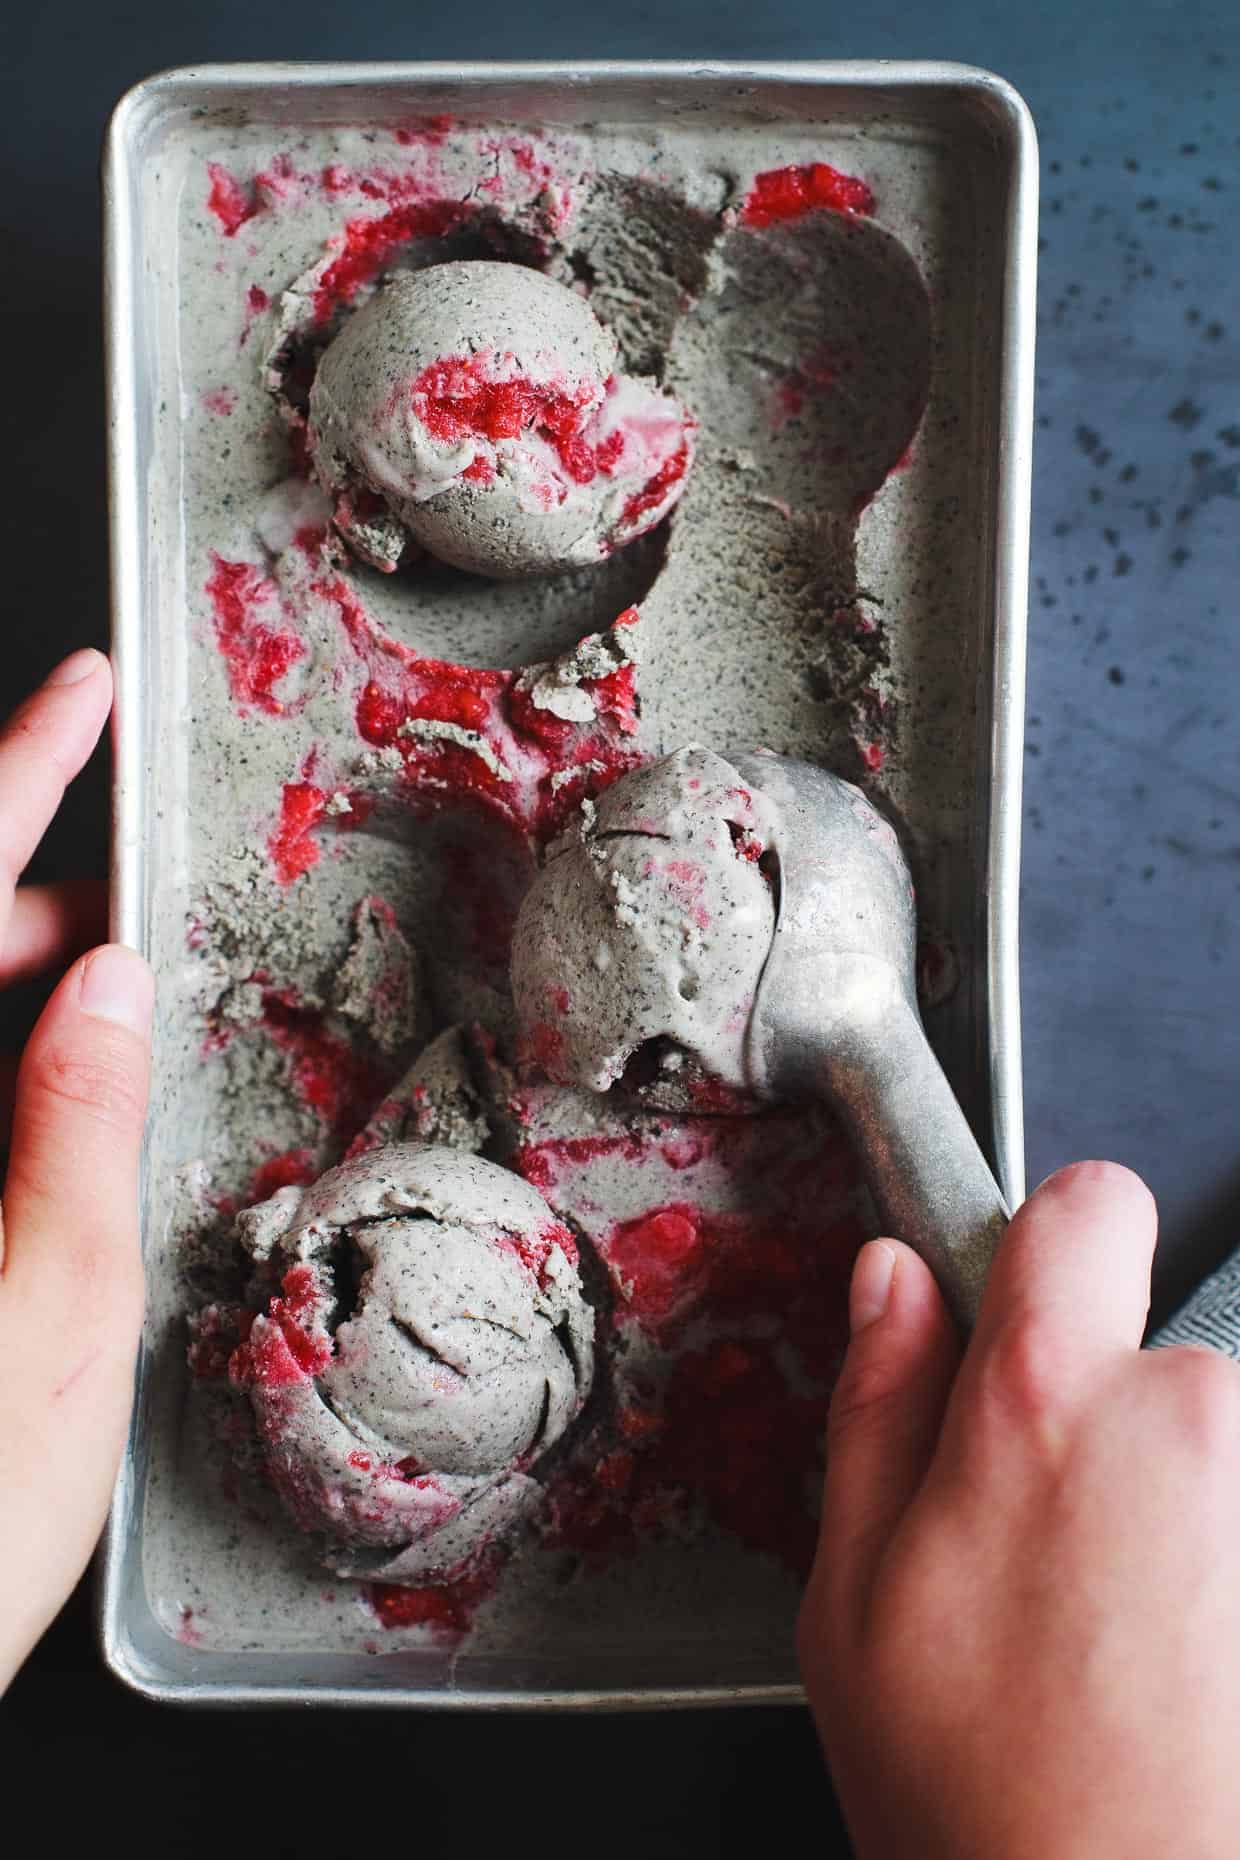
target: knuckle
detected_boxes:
[32,1041,146,1131]
[827,1352,903,1446]
[981,1321,1072,1430]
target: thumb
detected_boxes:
[4,943,153,1306]
[0,944,153,1688]
[804,1240,960,1661]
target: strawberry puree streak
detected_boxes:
[496,1219,580,1286]
[620,440,691,528]
[208,122,582,332]
[408,353,694,520]
[240,283,270,347]
[268,782,329,882]
[742,162,875,227]
[514,1112,866,1573]
[230,1264,331,1387]
[260,988,395,1148]
[206,162,259,236]
[604,1200,851,1348]
[317,571,643,844]
[412,355,601,483]
[394,116,455,146]
[205,556,306,716]
[315,199,467,322]
[369,1559,497,1639]
[248,1147,318,1203]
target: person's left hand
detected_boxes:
[0,649,153,1694]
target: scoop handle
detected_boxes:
[826,996,1009,1329]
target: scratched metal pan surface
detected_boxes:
[101,61,1036,1709]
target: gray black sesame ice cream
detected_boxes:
[511,745,779,1111]
[307,260,695,578]
[195,1143,594,1585]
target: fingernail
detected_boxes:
[80,945,154,1036]
[48,648,106,687]
[850,1241,896,1333]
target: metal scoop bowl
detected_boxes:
[511,744,1008,1327]
[732,748,1007,1327]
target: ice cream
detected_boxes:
[510,746,779,1105]
[307,260,695,578]
[199,1143,594,1584]
[158,112,957,1672]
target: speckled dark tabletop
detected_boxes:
[1,6,1236,1853]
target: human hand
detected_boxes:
[0,650,153,1694]
[799,1160,1240,1860]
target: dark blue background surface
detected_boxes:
[2,6,1237,1852]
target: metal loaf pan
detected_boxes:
[102,60,1036,1708]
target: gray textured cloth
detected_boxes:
[1151,1255,1240,1357]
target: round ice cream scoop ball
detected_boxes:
[231,1144,595,1580]
[308,261,695,579]
[511,745,779,1107]
[512,748,1009,1328]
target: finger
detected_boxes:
[0,877,110,1154]
[0,880,109,988]
[0,942,152,1690]
[2,943,153,1297]
[805,1239,961,1653]
[0,650,112,916]
[969,1161,1157,1374]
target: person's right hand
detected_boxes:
[799,1161,1240,1860]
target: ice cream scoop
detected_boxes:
[512,747,1008,1327]
[511,745,778,1108]
[223,1143,594,1584]
[307,260,695,579]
